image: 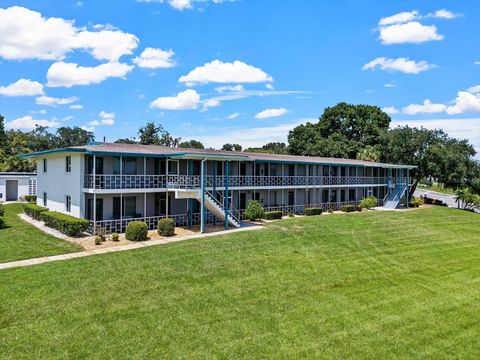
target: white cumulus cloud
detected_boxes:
[0,78,44,96]
[133,47,176,68]
[378,10,419,26]
[427,9,459,19]
[362,57,435,74]
[446,90,480,115]
[0,6,138,61]
[379,21,443,45]
[35,95,79,106]
[69,104,84,110]
[179,60,273,86]
[255,108,288,119]
[402,100,447,115]
[137,0,233,11]
[5,115,61,130]
[150,89,201,110]
[87,111,115,129]
[215,85,244,93]
[46,61,134,88]
[382,106,399,115]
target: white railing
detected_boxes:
[89,199,384,234]
[85,174,392,190]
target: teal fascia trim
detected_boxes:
[85,150,185,158]
[19,148,86,158]
[224,160,229,230]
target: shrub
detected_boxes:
[327,209,334,214]
[243,200,264,221]
[22,203,48,220]
[355,205,363,212]
[340,205,355,212]
[125,221,148,241]
[158,218,175,237]
[263,211,283,220]
[0,203,4,217]
[95,235,103,245]
[304,208,323,216]
[111,233,119,242]
[409,198,422,208]
[360,196,377,210]
[288,212,295,217]
[41,211,89,237]
[24,195,37,203]
[0,217,4,229]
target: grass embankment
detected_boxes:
[0,207,479,359]
[0,203,80,263]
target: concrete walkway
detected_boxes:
[0,223,263,271]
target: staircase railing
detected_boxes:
[205,189,240,225]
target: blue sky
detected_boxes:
[0,0,479,152]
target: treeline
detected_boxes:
[1,102,479,196]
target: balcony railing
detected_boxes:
[84,174,391,190]
[88,199,385,234]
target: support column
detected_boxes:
[93,154,96,233]
[188,159,193,228]
[120,155,123,223]
[224,160,229,230]
[201,159,206,233]
[213,161,217,225]
[406,169,409,208]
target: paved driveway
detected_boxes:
[414,189,458,208]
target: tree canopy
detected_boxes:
[179,140,205,149]
[222,143,242,152]
[288,103,391,158]
[138,122,181,147]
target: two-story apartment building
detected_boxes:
[21,142,414,234]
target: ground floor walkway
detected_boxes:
[0,223,262,271]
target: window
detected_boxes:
[28,179,36,195]
[123,197,137,217]
[124,158,137,175]
[322,189,329,202]
[113,157,120,174]
[65,156,71,173]
[65,195,71,212]
[43,192,47,206]
[168,160,179,175]
[349,189,356,201]
[43,158,47,173]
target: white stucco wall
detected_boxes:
[0,175,36,201]
[36,153,84,217]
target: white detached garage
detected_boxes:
[0,172,37,201]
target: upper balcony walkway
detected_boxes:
[84,174,394,190]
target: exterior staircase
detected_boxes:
[174,189,241,228]
[383,180,408,209]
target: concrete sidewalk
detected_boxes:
[0,223,263,271]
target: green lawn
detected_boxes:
[1,207,479,359]
[0,203,80,263]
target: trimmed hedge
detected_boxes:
[244,200,265,221]
[23,203,48,220]
[24,195,37,203]
[125,221,148,241]
[41,211,90,237]
[111,233,119,242]
[360,196,377,210]
[263,211,283,220]
[340,205,355,213]
[304,208,323,216]
[158,218,175,237]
